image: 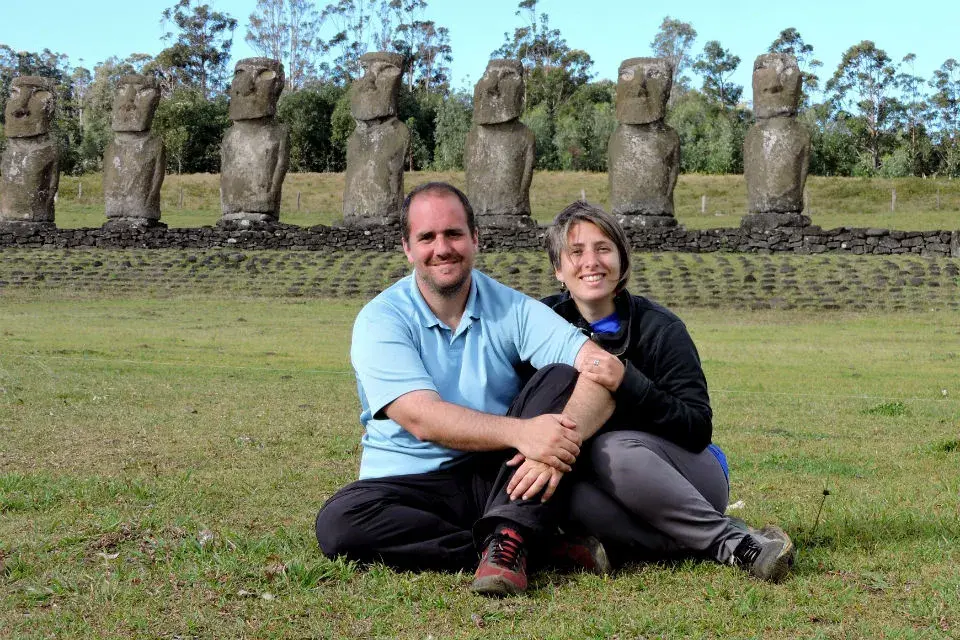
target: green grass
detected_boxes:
[1,252,959,637]
[53,172,960,231]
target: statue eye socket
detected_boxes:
[257,70,277,81]
[620,70,635,82]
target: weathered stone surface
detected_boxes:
[343,119,409,227]
[350,52,403,121]
[608,57,679,227]
[472,59,524,125]
[112,74,161,132]
[220,58,289,225]
[742,53,809,229]
[103,75,165,226]
[616,57,673,125]
[753,53,802,119]
[608,123,679,222]
[103,134,166,224]
[744,118,810,214]
[3,76,55,138]
[0,138,59,225]
[343,52,408,227]
[1,76,59,226]
[465,59,535,228]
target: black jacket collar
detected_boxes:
[542,290,633,357]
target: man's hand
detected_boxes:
[578,350,625,393]
[506,454,565,502]
[513,414,581,472]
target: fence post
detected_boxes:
[701,195,707,214]
[178,187,184,208]
[297,191,301,212]
[891,189,896,212]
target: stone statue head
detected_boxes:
[752,53,802,118]
[111,74,161,132]
[228,57,285,121]
[473,59,524,125]
[616,57,673,125]
[350,52,403,121]
[3,76,56,138]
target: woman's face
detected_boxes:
[555,221,621,307]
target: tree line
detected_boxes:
[2,0,959,179]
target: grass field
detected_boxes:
[1,248,959,638]
[52,172,960,232]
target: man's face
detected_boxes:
[616,58,671,124]
[351,58,402,121]
[753,54,801,118]
[112,76,160,132]
[4,78,55,138]
[228,61,282,120]
[402,192,479,299]
[473,61,524,124]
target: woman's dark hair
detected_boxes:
[545,201,631,293]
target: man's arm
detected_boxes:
[384,389,582,472]
[506,340,617,501]
[568,339,617,439]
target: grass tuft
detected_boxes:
[863,401,908,417]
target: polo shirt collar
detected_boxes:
[408,270,482,329]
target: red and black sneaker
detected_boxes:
[471,526,528,596]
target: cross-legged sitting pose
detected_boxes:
[506,201,795,582]
[315,183,614,596]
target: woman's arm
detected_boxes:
[613,319,713,452]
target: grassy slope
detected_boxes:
[0,251,958,638]
[54,172,960,231]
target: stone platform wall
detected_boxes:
[1,222,958,257]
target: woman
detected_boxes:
[535,201,794,582]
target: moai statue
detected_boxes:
[343,52,409,227]
[103,74,166,228]
[0,76,59,228]
[608,57,680,228]
[464,59,535,228]
[220,57,290,226]
[742,53,811,230]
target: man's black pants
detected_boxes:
[315,364,579,571]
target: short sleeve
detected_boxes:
[351,300,437,419]
[515,295,588,368]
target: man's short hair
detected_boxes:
[545,201,631,293]
[400,182,476,241]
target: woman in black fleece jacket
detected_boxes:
[530,201,794,582]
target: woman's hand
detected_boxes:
[579,349,625,392]
[505,453,565,502]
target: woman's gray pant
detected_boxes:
[568,430,745,564]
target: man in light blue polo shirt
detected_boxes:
[315,182,613,596]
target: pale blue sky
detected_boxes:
[2,0,957,100]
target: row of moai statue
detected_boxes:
[0,57,290,231]
[0,52,809,232]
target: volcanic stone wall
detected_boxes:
[0,222,958,257]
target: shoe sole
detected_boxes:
[589,539,612,575]
[755,524,795,583]
[471,575,525,597]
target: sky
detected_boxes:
[2,0,958,101]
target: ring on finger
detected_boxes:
[592,359,600,367]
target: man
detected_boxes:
[315,182,612,596]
